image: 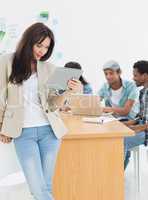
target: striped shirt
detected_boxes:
[139,87,148,122]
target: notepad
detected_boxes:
[82,115,117,124]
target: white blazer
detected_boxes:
[0,53,68,139]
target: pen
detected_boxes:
[98,119,104,124]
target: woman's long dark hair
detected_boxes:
[9,22,55,85]
[64,62,89,85]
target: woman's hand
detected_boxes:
[59,106,71,112]
[0,134,12,144]
[67,79,83,93]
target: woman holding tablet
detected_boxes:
[0,22,79,200]
[60,62,93,112]
[64,61,93,94]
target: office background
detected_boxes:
[0,1,148,199]
[1,0,148,92]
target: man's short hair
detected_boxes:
[133,61,148,74]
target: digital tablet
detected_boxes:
[48,67,83,90]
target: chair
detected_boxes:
[131,146,140,194]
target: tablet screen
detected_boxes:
[48,67,83,90]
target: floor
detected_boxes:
[1,144,148,199]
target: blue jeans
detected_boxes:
[124,131,145,169]
[13,125,61,200]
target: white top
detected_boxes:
[22,73,49,128]
[110,87,123,107]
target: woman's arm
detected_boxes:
[47,79,83,112]
[0,55,12,143]
[47,89,72,111]
[0,55,8,128]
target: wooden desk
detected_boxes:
[53,113,135,200]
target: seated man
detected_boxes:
[124,61,148,169]
[98,60,139,120]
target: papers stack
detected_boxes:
[82,115,117,124]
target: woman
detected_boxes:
[64,61,93,94]
[60,62,93,112]
[0,22,80,200]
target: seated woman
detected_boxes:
[64,61,93,94]
[60,61,93,111]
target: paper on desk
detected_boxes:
[82,115,117,124]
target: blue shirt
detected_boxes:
[83,84,93,94]
[98,79,139,119]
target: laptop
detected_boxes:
[68,94,103,116]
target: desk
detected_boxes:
[53,114,135,200]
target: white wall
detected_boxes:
[51,0,148,91]
[0,0,148,180]
[1,0,148,92]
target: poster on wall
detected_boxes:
[0,10,64,64]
